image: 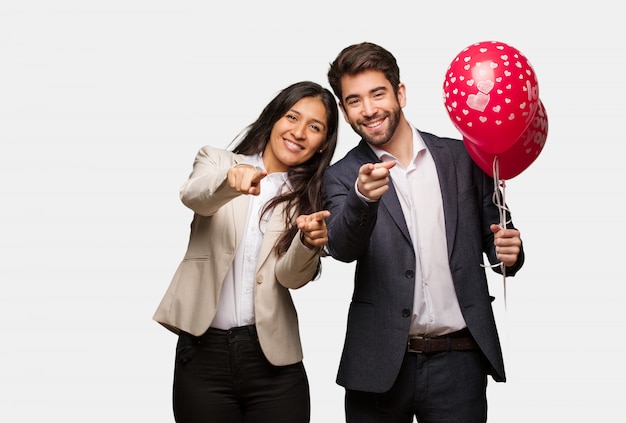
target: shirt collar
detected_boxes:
[244,153,292,190]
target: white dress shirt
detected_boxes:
[366,125,466,336]
[211,154,289,330]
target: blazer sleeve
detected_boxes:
[475,162,525,276]
[179,145,245,216]
[274,234,323,289]
[323,158,380,263]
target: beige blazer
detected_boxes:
[153,145,323,366]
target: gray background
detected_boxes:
[1,1,623,421]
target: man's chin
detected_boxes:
[363,135,390,147]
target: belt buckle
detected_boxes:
[407,335,429,353]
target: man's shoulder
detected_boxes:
[418,129,462,145]
[328,143,367,172]
[418,130,469,158]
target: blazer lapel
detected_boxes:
[422,132,458,259]
[380,182,412,245]
[355,141,412,245]
[255,185,291,272]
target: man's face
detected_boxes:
[339,69,406,147]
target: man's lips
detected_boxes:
[361,117,384,131]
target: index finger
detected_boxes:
[359,163,376,175]
[250,169,268,183]
[308,210,331,222]
[373,160,396,170]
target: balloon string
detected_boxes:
[480,156,509,310]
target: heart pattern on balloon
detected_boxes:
[463,99,548,180]
[443,41,540,154]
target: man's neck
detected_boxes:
[379,118,413,168]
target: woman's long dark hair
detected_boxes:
[230,81,339,256]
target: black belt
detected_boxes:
[407,328,477,354]
[181,325,258,346]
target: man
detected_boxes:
[322,42,524,422]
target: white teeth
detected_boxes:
[365,121,382,128]
[285,140,302,150]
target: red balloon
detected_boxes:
[443,41,540,154]
[464,99,548,180]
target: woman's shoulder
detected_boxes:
[198,144,233,156]
[196,145,246,163]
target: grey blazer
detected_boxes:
[322,129,524,393]
[154,145,323,366]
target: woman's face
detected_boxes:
[263,96,328,173]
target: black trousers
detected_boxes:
[345,349,488,423]
[172,325,310,423]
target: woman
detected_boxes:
[153,81,339,422]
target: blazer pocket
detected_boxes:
[175,334,198,365]
[350,298,374,307]
[182,254,211,261]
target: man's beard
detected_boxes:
[351,107,401,147]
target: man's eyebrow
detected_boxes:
[369,86,388,94]
[344,86,388,102]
